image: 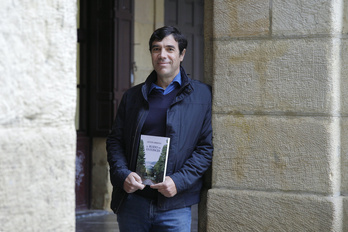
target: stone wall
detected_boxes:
[0,1,77,231]
[207,0,348,231]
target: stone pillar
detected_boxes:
[0,1,77,231]
[207,0,348,231]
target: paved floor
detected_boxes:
[76,211,119,232]
[76,204,198,232]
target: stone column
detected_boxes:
[0,1,77,231]
[207,0,348,231]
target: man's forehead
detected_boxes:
[152,35,178,47]
[152,43,176,47]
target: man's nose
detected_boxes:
[159,49,167,58]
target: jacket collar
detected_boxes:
[141,66,192,101]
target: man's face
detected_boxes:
[151,34,186,80]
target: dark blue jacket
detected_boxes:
[106,67,213,213]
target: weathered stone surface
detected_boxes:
[212,114,339,195]
[213,0,269,38]
[338,39,348,196]
[91,138,112,210]
[210,0,347,231]
[341,118,348,194]
[344,0,348,34]
[343,197,348,231]
[0,0,76,231]
[213,38,335,115]
[207,189,341,232]
[272,0,340,36]
[342,39,348,115]
[0,1,76,127]
[0,127,76,231]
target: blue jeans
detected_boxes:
[117,193,191,232]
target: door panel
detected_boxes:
[90,0,134,137]
[76,0,134,210]
[165,0,204,81]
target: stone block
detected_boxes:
[0,126,76,231]
[344,1,348,34]
[272,0,339,36]
[0,0,76,128]
[91,138,112,210]
[343,196,348,231]
[213,0,269,38]
[342,41,348,193]
[341,117,348,194]
[0,1,76,231]
[207,189,341,232]
[212,114,339,195]
[341,39,348,115]
[213,38,335,115]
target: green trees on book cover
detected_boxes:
[153,144,168,183]
[136,135,170,185]
[137,139,147,178]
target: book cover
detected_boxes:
[136,134,170,185]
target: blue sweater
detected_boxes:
[141,88,179,137]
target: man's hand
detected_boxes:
[123,172,145,193]
[150,176,177,197]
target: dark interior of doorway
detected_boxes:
[76,0,134,211]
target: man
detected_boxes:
[106,26,213,232]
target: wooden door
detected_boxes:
[89,0,134,137]
[76,0,134,210]
[165,0,204,81]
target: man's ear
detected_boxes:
[180,49,186,61]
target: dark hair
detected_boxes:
[149,26,187,55]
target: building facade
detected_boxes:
[1,0,348,231]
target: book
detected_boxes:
[136,134,170,185]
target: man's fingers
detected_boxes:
[124,172,145,193]
[131,173,145,190]
[132,173,144,184]
[150,182,161,189]
[132,177,145,190]
[150,176,177,197]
